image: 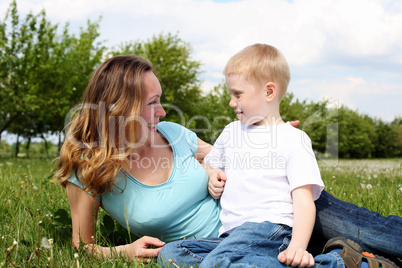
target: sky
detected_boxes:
[1,0,402,125]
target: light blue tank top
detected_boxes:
[68,122,221,242]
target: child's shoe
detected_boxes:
[324,237,398,268]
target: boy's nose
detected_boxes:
[229,98,236,108]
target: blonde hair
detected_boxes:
[223,43,290,100]
[54,55,152,196]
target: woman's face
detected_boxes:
[140,71,166,133]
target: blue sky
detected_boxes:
[1,0,401,125]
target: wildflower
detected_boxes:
[6,162,12,166]
[366,184,373,190]
[74,253,80,267]
[33,185,38,191]
[373,174,378,178]
[41,237,51,249]
[360,183,365,189]
[49,179,54,183]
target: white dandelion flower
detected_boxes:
[41,237,51,249]
[366,184,373,190]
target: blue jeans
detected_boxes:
[158,190,402,267]
[158,221,344,268]
[311,190,402,264]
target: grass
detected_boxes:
[0,157,401,267]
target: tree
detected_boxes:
[196,83,234,143]
[0,0,105,156]
[337,107,376,158]
[112,33,203,126]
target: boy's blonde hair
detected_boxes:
[223,43,290,101]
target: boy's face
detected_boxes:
[226,74,271,126]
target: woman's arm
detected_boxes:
[66,182,165,262]
[278,185,315,267]
[194,138,212,162]
[66,182,100,249]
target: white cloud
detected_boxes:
[3,0,402,120]
[290,76,401,121]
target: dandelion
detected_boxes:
[49,239,54,268]
[41,237,51,249]
[360,183,365,189]
[74,253,80,268]
[6,162,12,166]
[366,184,373,190]
[373,174,378,179]
[33,185,38,191]
[49,179,54,183]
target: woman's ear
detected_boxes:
[265,82,277,102]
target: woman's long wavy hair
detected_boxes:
[54,54,152,196]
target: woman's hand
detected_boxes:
[290,120,300,127]
[207,168,227,199]
[125,236,165,263]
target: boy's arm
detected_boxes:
[278,185,315,267]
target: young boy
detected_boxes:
[201,43,326,267]
[158,44,397,268]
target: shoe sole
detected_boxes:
[324,237,398,268]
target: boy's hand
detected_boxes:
[277,247,314,267]
[208,169,227,199]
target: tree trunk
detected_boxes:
[57,131,63,156]
[15,134,20,158]
[26,136,31,158]
[41,134,49,158]
[0,113,19,139]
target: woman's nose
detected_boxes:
[156,104,166,118]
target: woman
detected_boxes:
[55,54,402,264]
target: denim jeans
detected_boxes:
[311,190,402,265]
[158,190,402,267]
[158,221,344,268]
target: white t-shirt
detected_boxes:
[205,121,324,235]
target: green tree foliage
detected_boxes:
[0,0,105,154]
[196,83,235,143]
[112,33,203,126]
[0,1,400,159]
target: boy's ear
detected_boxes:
[265,82,277,102]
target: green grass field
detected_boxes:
[0,157,401,267]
